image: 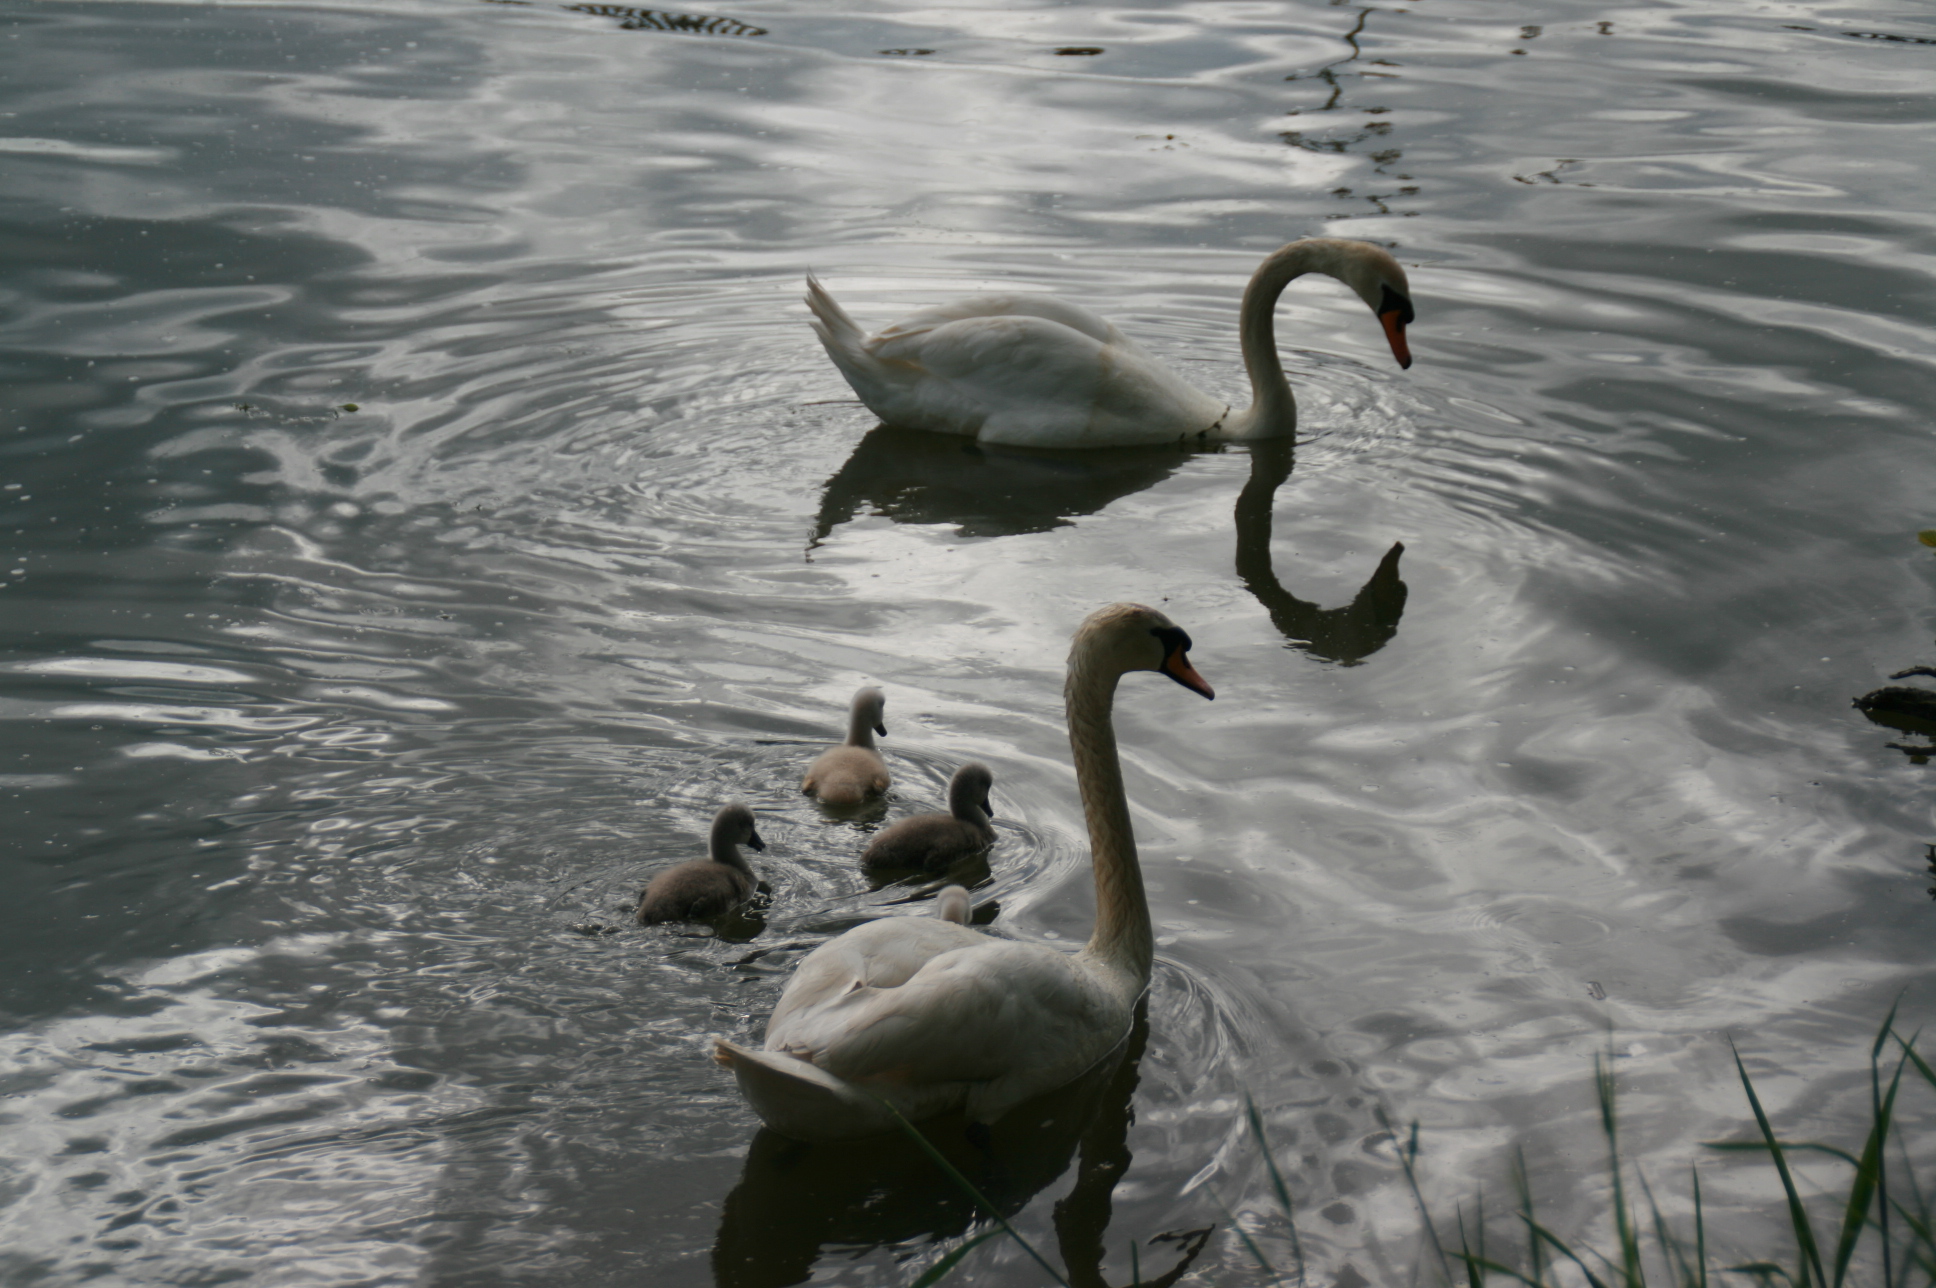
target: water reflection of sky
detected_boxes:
[2,0,1935,1283]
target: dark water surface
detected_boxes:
[3,0,1935,1283]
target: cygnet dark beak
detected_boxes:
[747,830,767,852]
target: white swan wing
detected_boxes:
[865,315,1225,448]
[767,935,1115,1088]
[766,917,982,1038]
[871,293,1125,347]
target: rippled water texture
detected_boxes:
[3,0,1935,1283]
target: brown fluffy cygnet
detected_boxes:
[932,884,973,925]
[636,803,765,925]
[859,762,996,873]
[801,686,890,807]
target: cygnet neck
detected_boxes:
[1065,657,1152,986]
[708,816,756,875]
[845,700,878,749]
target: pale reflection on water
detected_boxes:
[1,0,1934,1283]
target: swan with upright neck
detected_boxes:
[636,803,766,925]
[802,686,891,808]
[713,603,1213,1139]
[859,761,997,874]
[806,238,1414,448]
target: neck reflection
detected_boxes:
[1234,437,1406,665]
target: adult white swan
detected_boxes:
[714,603,1214,1139]
[805,237,1415,448]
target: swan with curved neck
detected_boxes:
[636,803,765,925]
[859,761,997,874]
[714,603,1213,1139]
[805,238,1414,448]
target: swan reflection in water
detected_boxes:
[810,427,1406,665]
[711,1006,1211,1288]
[1234,438,1406,666]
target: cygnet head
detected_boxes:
[1070,603,1215,699]
[851,686,887,739]
[933,885,973,925]
[710,802,766,868]
[947,761,996,823]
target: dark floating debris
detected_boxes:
[566,4,766,35]
[879,48,935,56]
[1054,46,1104,55]
[1854,665,1936,762]
[1854,673,1936,726]
[491,1,769,35]
[1844,30,1936,45]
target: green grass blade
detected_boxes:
[912,1228,1003,1288]
[1640,1165,1695,1288]
[1693,1167,1708,1288]
[1886,1194,1935,1256]
[1130,1240,1141,1287]
[1870,1011,1899,1288]
[1870,998,1903,1065]
[873,1098,1070,1287]
[1597,1053,1645,1288]
[1479,1190,1490,1284]
[1890,1031,1936,1095]
[1511,1148,1549,1288]
[1519,1212,1614,1288]
[1830,1055,1904,1288]
[1702,1143,1862,1168]
[1723,1262,1796,1287]
[1459,1200,1488,1288]
[1729,1038,1826,1288]
[1890,1134,1935,1288]
[1453,1251,1559,1288]
[1380,1109,1455,1287]
[1246,1092,1308,1286]
[1209,1188,1278,1279]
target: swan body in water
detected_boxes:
[859,762,996,874]
[636,803,765,925]
[806,238,1414,448]
[714,603,1214,1139]
[802,686,890,807]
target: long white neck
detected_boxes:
[1066,655,1152,987]
[1224,240,1361,439]
[845,704,876,749]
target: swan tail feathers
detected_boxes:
[804,274,866,358]
[713,1038,898,1140]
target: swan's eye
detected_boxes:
[1379,284,1415,326]
[1150,626,1193,655]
